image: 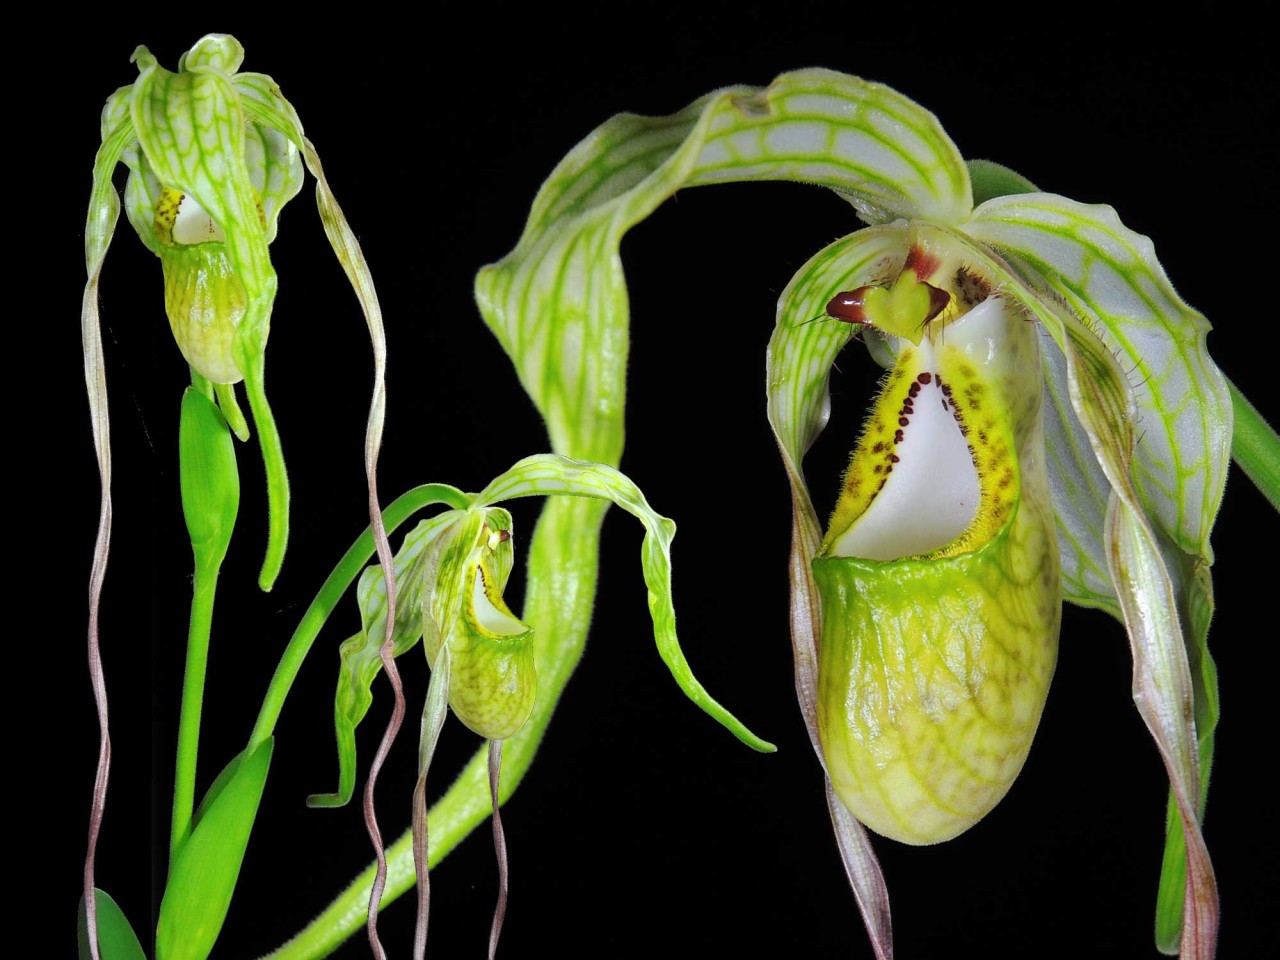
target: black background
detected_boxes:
[54,11,1276,959]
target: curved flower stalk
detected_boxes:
[81,34,396,960]
[268,454,770,959]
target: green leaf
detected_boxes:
[477,455,774,753]
[966,158,1037,205]
[77,889,147,960]
[476,68,970,464]
[1228,378,1280,511]
[157,738,274,960]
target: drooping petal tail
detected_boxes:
[1155,557,1219,953]
[411,644,451,960]
[487,739,509,960]
[1226,378,1280,511]
[477,455,774,751]
[766,227,913,957]
[967,198,1228,955]
[81,100,135,960]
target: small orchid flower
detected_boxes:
[303,456,771,957]
[86,34,391,591]
[81,35,396,960]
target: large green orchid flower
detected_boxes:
[463,69,1233,959]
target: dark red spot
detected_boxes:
[903,245,941,280]
[890,454,900,463]
[894,430,905,442]
[918,372,932,385]
[872,442,885,453]
[884,465,893,474]
[825,287,875,323]
[908,383,921,397]
[873,464,883,474]
[898,417,910,427]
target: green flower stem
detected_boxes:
[247,484,470,756]
[170,559,223,858]
[263,495,608,960]
[1228,377,1280,511]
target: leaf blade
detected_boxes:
[156,739,274,960]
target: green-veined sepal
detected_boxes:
[476,69,970,464]
[476,454,775,752]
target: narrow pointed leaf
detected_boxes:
[476,69,969,464]
[477,455,774,752]
[77,890,146,960]
[157,739,274,960]
[1227,379,1280,510]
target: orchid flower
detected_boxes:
[81,35,396,960]
[459,69,1250,957]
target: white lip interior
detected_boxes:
[826,296,1017,562]
[173,194,228,245]
[471,569,527,636]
